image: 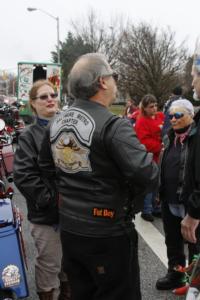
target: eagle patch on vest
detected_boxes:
[50,108,95,173]
[52,132,91,173]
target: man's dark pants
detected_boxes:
[61,226,141,300]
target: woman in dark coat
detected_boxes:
[156,99,200,291]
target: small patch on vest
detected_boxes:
[93,208,115,219]
[97,266,105,274]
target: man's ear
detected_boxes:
[98,77,108,90]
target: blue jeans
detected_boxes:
[143,192,161,214]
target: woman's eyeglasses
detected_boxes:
[169,112,184,120]
[33,92,58,101]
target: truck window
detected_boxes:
[33,66,46,82]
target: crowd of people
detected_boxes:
[13,51,200,300]
[135,94,164,222]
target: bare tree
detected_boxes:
[182,56,193,98]
[56,12,189,104]
[71,10,124,67]
[0,72,16,96]
[118,23,188,105]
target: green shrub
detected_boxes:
[110,105,125,116]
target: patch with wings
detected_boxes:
[52,132,91,173]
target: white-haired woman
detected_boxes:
[156,99,200,291]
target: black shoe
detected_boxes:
[141,213,154,222]
[156,271,186,290]
[152,211,162,218]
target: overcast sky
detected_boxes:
[1,0,199,73]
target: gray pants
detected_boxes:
[30,223,67,300]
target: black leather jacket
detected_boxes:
[39,99,159,237]
[160,113,200,219]
[13,120,59,225]
[187,111,200,219]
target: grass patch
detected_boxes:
[110,105,125,116]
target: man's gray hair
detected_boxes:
[67,53,112,99]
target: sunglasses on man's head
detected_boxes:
[169,112,184,120]
[111,72,119,82]
[33,92,58,101]
[101,72,119,82]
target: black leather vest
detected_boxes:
[50,99,133,237]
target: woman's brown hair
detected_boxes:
[140,94,157,116]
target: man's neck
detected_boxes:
[90,95,109,108]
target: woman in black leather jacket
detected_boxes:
[14,80,69,300]
[156,99,200,292]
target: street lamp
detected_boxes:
[27,7,60,64]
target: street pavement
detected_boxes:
[13,187,185,300]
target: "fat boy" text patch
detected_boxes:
[93,208,115,219]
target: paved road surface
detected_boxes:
[13,186,185,300]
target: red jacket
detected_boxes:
[135,112,164,163]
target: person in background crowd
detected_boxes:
[13,80,70,300]
[156,99,200,291]
[130,104,140,126]
[123,98,137,124]
[135,94,164,222]
[181,52,200,243]
[38,53,159,300]
[162,86,183,137]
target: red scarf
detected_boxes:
[174,126,191,146]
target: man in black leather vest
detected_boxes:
[39,53,159,300]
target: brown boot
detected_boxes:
[38,289,54,300]
[58,281,71,300]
